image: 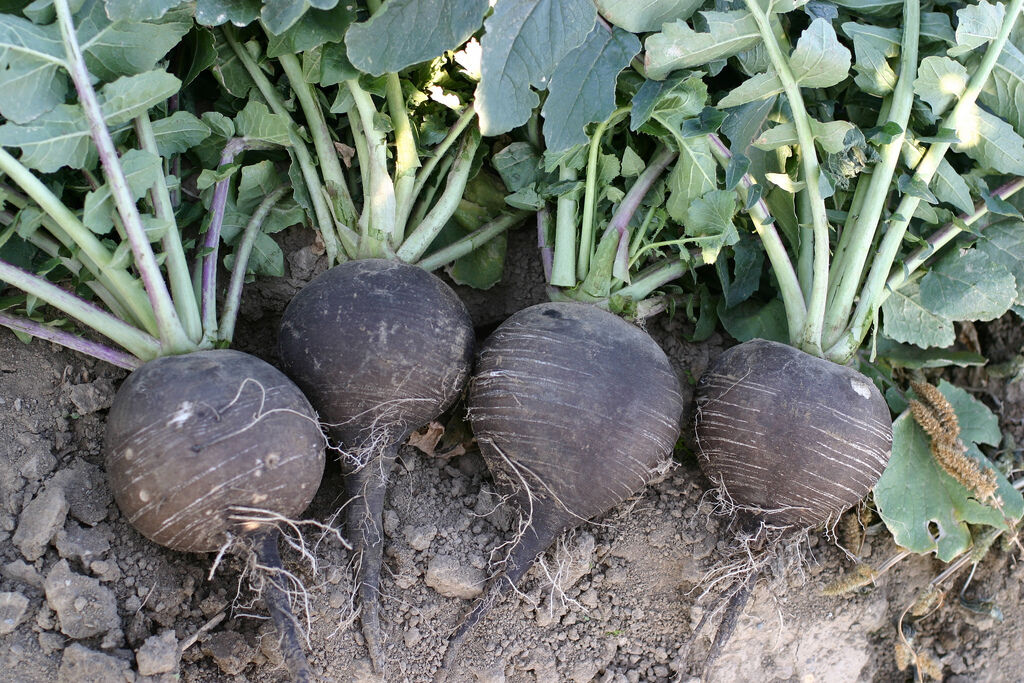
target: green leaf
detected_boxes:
[620,146,645,177]
[541,26,639,154]
[842,22,899,97]
[194,0,260,28]
[346,0,487,75]
[976,220,1024,303]
[0,13,67,124]
[830,0,902,17]
[948,0,1004,58]
[719,19,851,107]
[475,0,596,136]
[901,139,975,215]
[754,118,856,154]
[644,10,760,80]
[597,0,703,32]
[717,297,789,343]
[82,149,163,233]
[234,100,291,146]
[919,248,1017,321]
[99,70,181,126]
[874,338,986,368]
[631,73,707,131]
[685,189,738,264]
[491,142,541,192]
[913,56,968,118]
[261,0,340,35]
[149,110,211,156]
[881,278,955,348]
[979,40,1024,134]
[265,5,355,58]
[940,380,1002,447]
[236,231,284,276]
[77,0,192,82]
[875,411,1021,561]
[103,0,185,21]
[666,135,716,225]
[953,104,1024,175]
[236,160,279,214]
[448,232,507,289]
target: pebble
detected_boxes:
[66,379,115,415]
[202,630,255,675]
[55,522,111,565]
[425,554,485,600]
[136,629,180,676]
[12,483,69,561]
[403,524,437,551]
[44,560,120,639]
[1,559,44,589]
[0,591,30,635]
[57,643,134,683]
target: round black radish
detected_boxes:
[104,349,326,683]
[277,258,474,670]
[440,301,684,673]
[105,349,326,553]
[694,338,892,529]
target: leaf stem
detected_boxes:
[396,132,481,263]
[55,0,191,354]
[384,71,421,235]
[276,52,358,233]
[827,0,1024,363]
[744,0,830,355]
[222,26,342,264]
[550,164,578,287]
[347,78,398,255]
[822,0,919,348]
[0,258,160,360]
[218,184,290,342]
[708,133,806,341]
[579,107,630,281]
[416,211,527,271]
[410,108,476,208]
[0,310,142,370]
[135,112,202,344]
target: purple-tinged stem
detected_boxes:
[0,311,141,370]
[200,137,251,340]
[608,146,677,234]
[537,208,553,282]
[884,176,1024,296]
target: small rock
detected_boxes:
[404,626,422,647]
[55,522,111,565]
[136,629,179,676]
[257,621,284,667]
[383,509,400,536]
[0,591,30,634]
[39,630,65,654]
[44,559,120,639]
[52,459,112,526]
[58,643,135,683]
[2,559,44,589]
[13,483,69,561]
[67,378,116,415]
[90,560,122,583]
[202,631,256,675]
[472,661,506,683]
[425,555,485,599]
[403,524,437,551]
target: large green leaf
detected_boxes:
[234,100,292,146]
[644,10,760,80]
[754,118,856,154]
[685,189,738,263]
[82,149,163,233]
[475,0,596,136]
[979,41,1024,134]
[194,0,260,27]
[719,19,851,107]
[149,111,211,156]
[902,139,975,215]
[881,278,955,349]
[665,135,716,225]
[596,0,702,33]
[948,0,1004,58]
[830,0,902,17]
[346,0,488,75]
[919,248,1017,322]
[842,22,899,97]
[717,297,788,343]
[0,70,181,172]
[0,13,67,124]
[104,0,186,21]
[913,56,968,118]
[265,5,355,58]
[953,104,1024,175]
[262,0,340,35]
[876,407,1022,562]
[541,26,639,154]
[76,0,192,82]
[977,220,1024,303]
[631,73,708,132]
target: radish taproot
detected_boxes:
[0,4,333,680]
[277,258,474,668]
[437,301,684,674]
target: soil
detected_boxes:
[2,226,1023,683]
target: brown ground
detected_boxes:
[1,227,1022,683]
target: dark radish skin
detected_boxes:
[690,338,892,674]
[694,338,892,528]
[438,301,684,676]
[105,349,326,682]
[277,258,474,671]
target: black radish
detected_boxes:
[689,338,892,672]
[694,339,891,528]
[277,258,474,668]
[438,301,684,675]
[105,349,326,681]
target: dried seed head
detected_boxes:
[822,563,877,596]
